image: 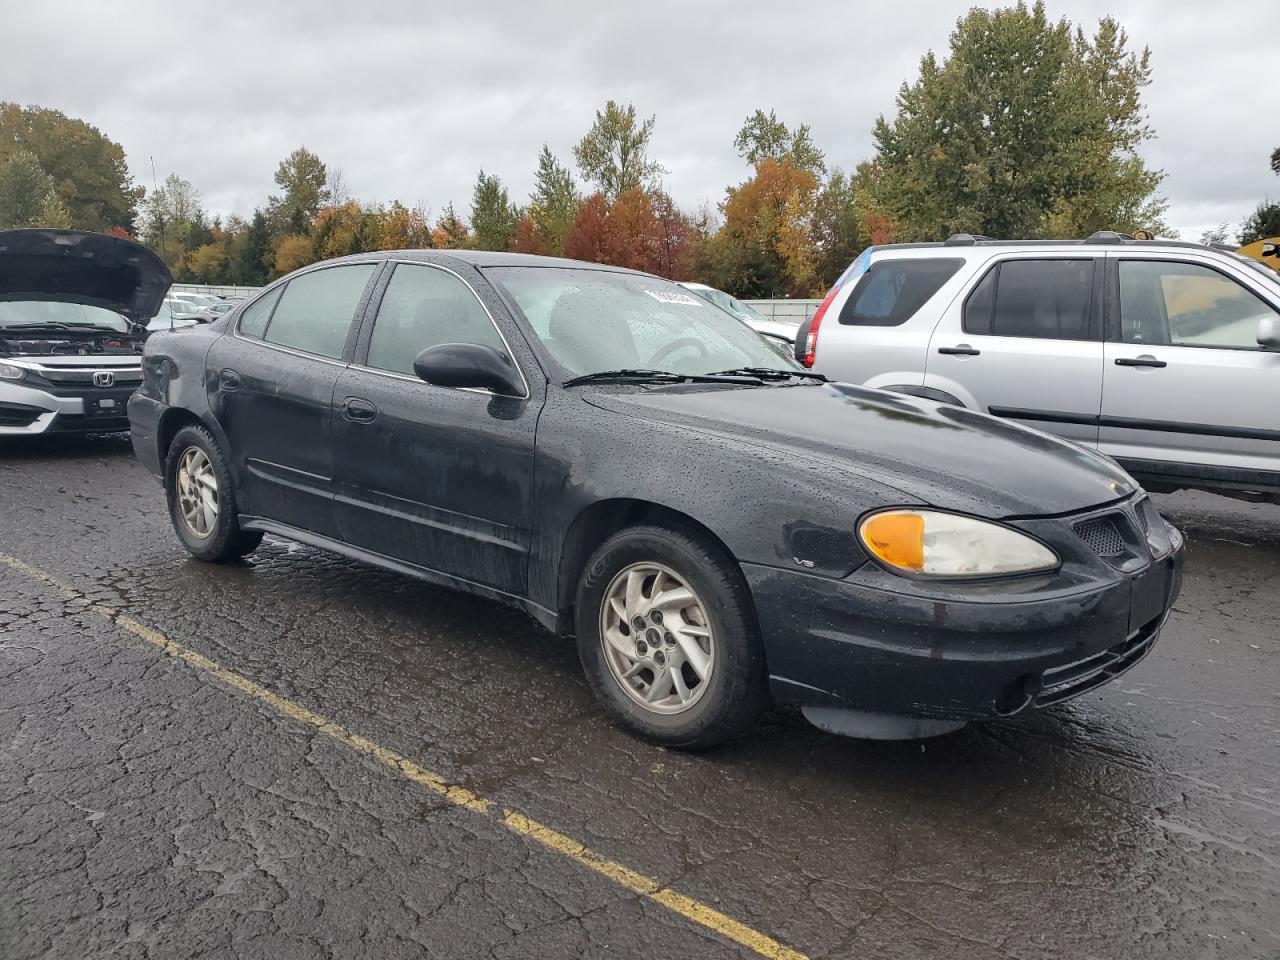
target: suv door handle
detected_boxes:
[1114,355,1167,368]
[218,368,241,390]
[343,397,378,423]
[937,345,981,356]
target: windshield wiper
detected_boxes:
[706,366,828,382]
[0,321,79,331]
[563,368,765,387]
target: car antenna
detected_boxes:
[151,154,173,332]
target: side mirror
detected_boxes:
[1258,316,1280,350]
[413,342,524,396]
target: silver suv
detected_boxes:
[799,232,1280,503]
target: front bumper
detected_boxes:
[0,379,136,434]
[747,505,1184,723]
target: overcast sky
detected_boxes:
[3,0,1273,240]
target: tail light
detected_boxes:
[801,283,842,368]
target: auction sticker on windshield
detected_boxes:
[643,289,703,306]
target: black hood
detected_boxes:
[0,229,172,322]
[586,382,1138,519]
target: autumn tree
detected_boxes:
[713,158,820,297]
[142,173,206,271]
[470,170,520,251]
[528,145,580,255]
[431,203,471,249]
[871,2,1167,241]
[810,170,866,289]
[374,201,433,250]
[734,109,825,176]
[274,234,315,276]
[574,101,665,202]
[0,103,141,231]
[268,146,329,234]
[563,193,609,263]
[509,214,545,254]
[0,150,71,229]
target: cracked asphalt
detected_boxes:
[2,434,1278,960]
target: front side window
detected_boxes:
[237,285,283,338]
[1118,260,1279,350]
[366,263,505,376]
[838,258,962,326]
[488,267,790,377]
[262,264,377,359]
[964,259,1095,341]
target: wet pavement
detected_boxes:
[1,433,1277,960]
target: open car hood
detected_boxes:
[0,229,172,323]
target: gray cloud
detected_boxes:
[4,0,1274,239]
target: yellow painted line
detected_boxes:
[0,554,808,960]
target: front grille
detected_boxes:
[1035,615,1163,708]
[1135,501,1150,535]
[1074,516,1126,558]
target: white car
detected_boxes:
[798,232,1280,502]
[680,282,800,349]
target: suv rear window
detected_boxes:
[837,258,962,326]
[964,259,1096,340]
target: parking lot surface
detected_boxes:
[2,434,1278,960]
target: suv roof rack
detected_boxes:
[943,233,996,246]
[1085,230,1136,244]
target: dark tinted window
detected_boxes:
[237,285,283,338]
[367,264,505,376]
[263,264,377,359]
[837,258,962,326]
[964,259,1095,340]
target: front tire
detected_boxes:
[575,525,766,749]
[165,424,262,562]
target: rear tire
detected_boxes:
[165,424,262,562]
[575,524,767,749]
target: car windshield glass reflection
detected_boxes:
[0,301,128,331]
[488,267,797,379]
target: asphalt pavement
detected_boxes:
[1,434,1277,960]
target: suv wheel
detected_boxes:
[165,424,263,562]
[575,525,766,749]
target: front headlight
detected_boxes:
[0,361,26,381]
[859,509,1059,578]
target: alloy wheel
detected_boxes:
[176,445,218,539]
[599,562,716,715]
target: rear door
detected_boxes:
[207,262,380,537]
[330,261,540,594]
[925,256,1104,446]
[1100,252,1280,483]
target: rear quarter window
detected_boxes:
[837,258,963,327]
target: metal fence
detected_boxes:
[170,282,262,299]
[743,300,821,324]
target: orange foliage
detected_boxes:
[509,214,545,254]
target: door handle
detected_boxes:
[343,397,378,422]
[938,345,981,356]
[218,368,241,390]
[1114,356,1167,368]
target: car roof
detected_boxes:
[317,248,652,276]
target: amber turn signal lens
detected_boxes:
[860,512,925,571]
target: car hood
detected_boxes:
[584,381,1137,518]
[0,229,172,323]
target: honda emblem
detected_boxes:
[93,371,115,387]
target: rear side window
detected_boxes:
[964,259,1095,341]
[237,286,283,338]
[263,264,377,359]
[837,258,962,326]
[366,263,505,376]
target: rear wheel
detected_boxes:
[165,424,263,562]
[575,525,766,749]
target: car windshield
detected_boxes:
[0,300,128,332]
[489,267,796,378]
[694,285,766,323]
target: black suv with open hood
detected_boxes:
[0,229,171,435]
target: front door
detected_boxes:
[1100,254,1280,483]
[208,262,379,536]
[330,261,539,594]
[926,256,1105,446]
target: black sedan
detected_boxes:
[127,250,1184,747]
